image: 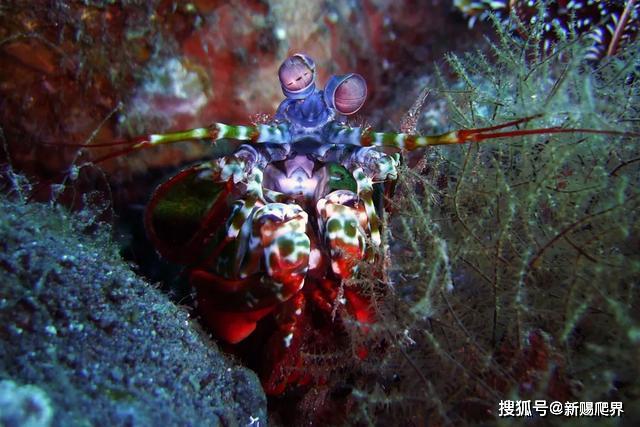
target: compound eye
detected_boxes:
[279,54,316,96]
[324,73,367,115]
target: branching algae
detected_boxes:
[341,13,640,426]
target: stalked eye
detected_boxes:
[278,53,316,99]
[324,73,367,115]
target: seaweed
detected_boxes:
[307,11,640,426]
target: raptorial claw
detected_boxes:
[241,203,311,298]
[352,167,382,246]
[317,190,368,278]
[349,147,399,182]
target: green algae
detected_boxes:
[344,14,640,426]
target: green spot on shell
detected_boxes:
[327,218,341,234]
[279,238,295,257]
[345,221,357,238]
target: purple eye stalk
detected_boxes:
[276,54,367,128]
[278,53,316,99]
[324,73,367,115]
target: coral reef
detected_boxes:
[2,1,639,425]
[0,190,266,426]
